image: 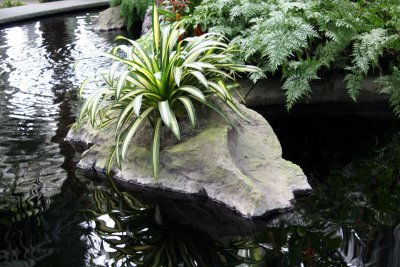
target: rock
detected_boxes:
[141,6,152,35]
[241,75,388,107]
[66,100,311,217]
[93,7,126,32]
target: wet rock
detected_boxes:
[141,6,152,35]
[93,7,126,31]
[66,100,311,217]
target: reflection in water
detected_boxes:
[0,11,119,266]
[0,8,399,267]
[83,178,262,267]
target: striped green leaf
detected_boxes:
[178,85,206,101]
[174,67,182,86]
[152,1,160,54]
[189,71,208,88]
[115,36,153,71]
[208,81,228,100]
[77,77,90,98]
[109,62,120,85]
[118,88,147,102]
[159,100,171,127]
[161,24,171,68]
[121,107,154,160]
[115,100,135,134]
[106,146,116,174]
[218,80,233,101]
[151,117,162,179]
[225,99,249,122]
[178,96,196,128]
[115,135,122,168]
[169,111,180,140]
[115,70,130,100]
[133,94,143,116]
[183,62,216,71]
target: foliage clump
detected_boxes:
[0,0,23,8]
[110,0,152,29]
[189,0,400,112]
[74,3,261,178]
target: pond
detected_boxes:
[0,11,399,267]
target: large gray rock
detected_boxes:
[94,6,126,31]
[66,100,311,217]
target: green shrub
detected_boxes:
[0,0,23,8]
[110,0,151,29]
[189,0,400,113]
[74,3,261,178]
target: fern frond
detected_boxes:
[282,59,321,110]
[283,76,312,110]
[377,67,400,117]
[352,29,395,74]
[344,70,364,101]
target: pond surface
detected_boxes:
[0,11,399,267]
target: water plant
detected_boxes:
[74,2,261,178]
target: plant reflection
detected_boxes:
[83,178,262,267]
[82,131,400,266]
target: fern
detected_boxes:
[111,0,152,29]
[377,67,400,117]
[189,0,400,112]
[352,29,395,74]
[283,59,321,109]
[344,70,364,101]
[345,29,398,100]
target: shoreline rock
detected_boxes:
[93,6,126,31]
[66,100,311,218]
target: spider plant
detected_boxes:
[74,1,261,178]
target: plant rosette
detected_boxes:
[73,2,262,178]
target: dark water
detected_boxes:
[0,11,399,267]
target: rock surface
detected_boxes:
[141,6,152,35]
[66,100,311,217]
[93,6,126,31]
[241,75,388,107]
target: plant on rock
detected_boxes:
[73,2,261,178]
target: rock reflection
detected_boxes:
[83,179,262,267]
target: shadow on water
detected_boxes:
[0,10,399,267]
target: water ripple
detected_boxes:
[0,11,120,266]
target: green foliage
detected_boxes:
[74,4,261,178]
[0,0,23,8]
[110,0,151,29]
[377,67,400,117]
[345,28,398,100]
[189,0,400,112]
